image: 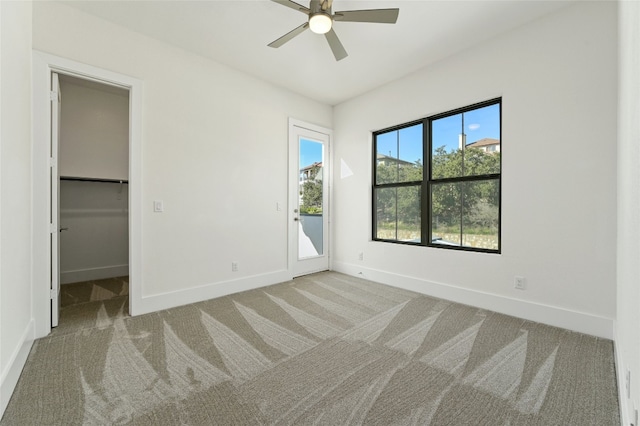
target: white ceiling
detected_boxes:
[61,0,574,105]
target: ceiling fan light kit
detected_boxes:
[309,13,332,34]
[269,0,400,61]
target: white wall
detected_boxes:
[616,1,640,424]
[332,1,617,338]
[59,77,129,180]
[60,181,129,284]
[32,2,332,315]
[0,0,34,415]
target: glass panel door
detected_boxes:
[289,121,330,277]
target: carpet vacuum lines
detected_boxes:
[0,271,620,425]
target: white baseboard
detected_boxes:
[61,264,129,284]
[332,261,613,339]
[0,320,35,417]
[132,269,292,316]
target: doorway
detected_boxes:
[288,119,331,277]
[32,52,143,338]
[53,73,130,329]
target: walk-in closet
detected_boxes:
[56,74,130,331]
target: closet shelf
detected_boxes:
[60,176,128,184]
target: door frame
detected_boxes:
[288,118,332,277]
[50,72,61,327]
[32,51,143,338]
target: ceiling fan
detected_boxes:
[268,0,400,61]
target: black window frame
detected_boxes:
[372,98,502,254]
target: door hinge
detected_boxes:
[49,223,56,234]
[50,288,57,299]
[49,157,56,167]
[50,91,58,102]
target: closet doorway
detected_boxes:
[53,73,130,329]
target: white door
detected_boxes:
[50,72,61,327]
[289,121,330,277]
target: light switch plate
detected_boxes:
[154,200,164,212]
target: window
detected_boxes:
[373,98,501,253]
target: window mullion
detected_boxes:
[459,182,465,247]
[430,173,500,184]
[395,131,400,183]
[423,118,431,245]
[461,113,465,177]
[394,188,398,240]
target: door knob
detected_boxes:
[59,227,69,232]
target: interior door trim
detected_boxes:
[32,51,143,338]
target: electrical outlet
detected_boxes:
[514,276,526,290]
[358,252,364,261]
[231,262,238,272]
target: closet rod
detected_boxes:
[60,176,129,184]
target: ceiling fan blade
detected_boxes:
[324,28,348,61]
[270,0,310,14]
[334,9,399,24]
[268,22,309,48]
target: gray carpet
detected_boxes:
[60,276,129,309]
[1,272,619,425]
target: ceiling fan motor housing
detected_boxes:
[312,0,332,13]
